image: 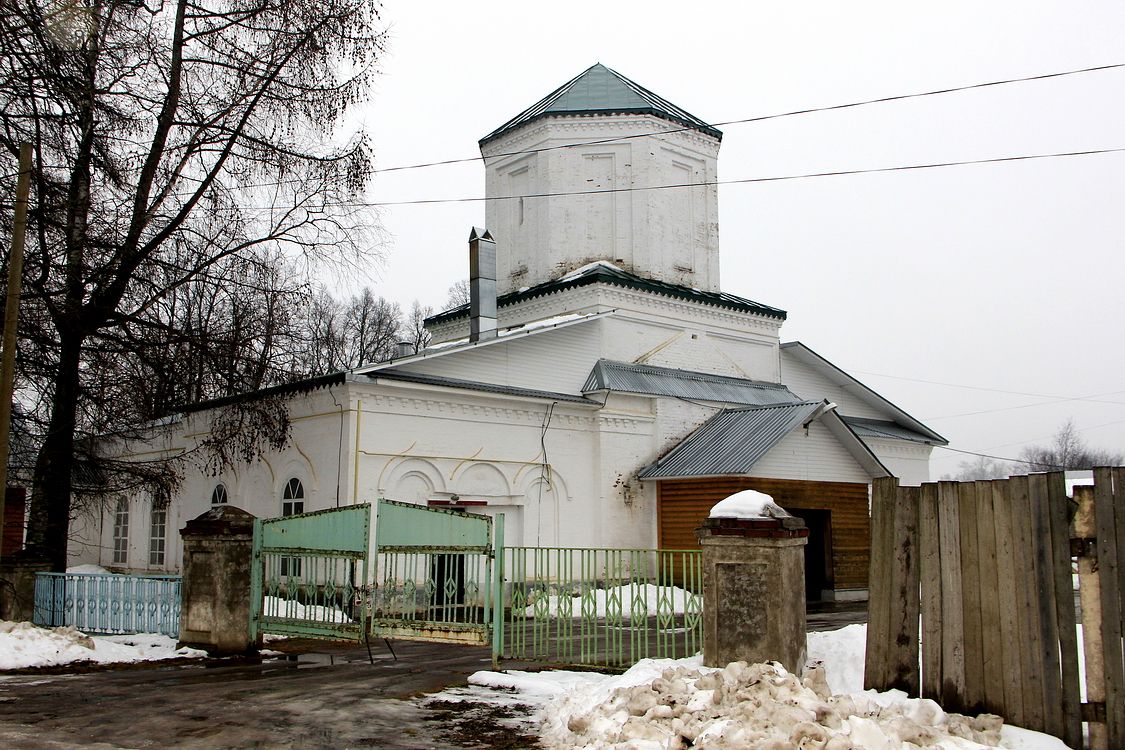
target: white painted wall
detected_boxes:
[750,421,874,484]
[482,116,721,295]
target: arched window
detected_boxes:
[112,498,129,565]
[210,484,228,505]
[282,478,304,516]
[280,478,305,577]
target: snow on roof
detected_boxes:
[708,489,792,519]
[559,260,624,281]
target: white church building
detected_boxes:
[74,64,946,600]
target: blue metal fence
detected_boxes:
[33,573,182,638]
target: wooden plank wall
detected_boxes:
[657,476,870,589]
[865,472,1093,749]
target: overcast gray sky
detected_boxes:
[348,0,1125,478]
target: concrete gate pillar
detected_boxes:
[0,556,50,622]
[179,505,260,654]
[696,513,809,673]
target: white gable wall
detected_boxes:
[779,350,889,421]
[749,421,874,485]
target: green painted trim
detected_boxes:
[248,518,263,642]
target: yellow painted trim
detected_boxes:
[632,331,685,364]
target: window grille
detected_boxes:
[211,484,228,505]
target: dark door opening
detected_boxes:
[785,507,834,601]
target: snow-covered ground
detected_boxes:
[432,624,1072,750]
[0,621,206,671]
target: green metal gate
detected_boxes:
[250,504,370,641]
[370,499,503,659]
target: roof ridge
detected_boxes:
[480,63,722,145]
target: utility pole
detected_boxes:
[0,143,32,557]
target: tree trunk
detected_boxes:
[24,331,84,571]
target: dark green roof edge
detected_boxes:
[425,266,786,327]
[480,63,722,146]
[172,371,346,418]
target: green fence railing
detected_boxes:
[501,547,703,667]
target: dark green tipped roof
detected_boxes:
[480,63,722,146]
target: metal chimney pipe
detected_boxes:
[469,227,497,342]
[395,341,415,358]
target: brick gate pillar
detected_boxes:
[696,512,809,673]
[179,505,260,655]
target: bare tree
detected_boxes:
[445,279,471,309]
[942,455,1013,481]
[0,0,386,569]
[1017,419,1123,472]
[404,300,433,353]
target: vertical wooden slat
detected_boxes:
[888,485,921,695]
[1010,474,1046,732]
[1075,485,1107,750]
[865,476,897,690]
[937,481,966,711]
[1029,472,1063,740]
[993,479,1025,727]
[958,481,984,713]
[919,481,943,702]
[1046,471,1082,749]
[1093,467,1124,748]
[975,480,1005,715]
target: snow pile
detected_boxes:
[525,584,697,618]
[0,621,205,670]
[538,658,1005,750]
[65,564,112,574]
[708,489,791,520]
[263,596,351,623]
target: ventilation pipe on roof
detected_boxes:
[394,341,414,358]
[469,227,497,342]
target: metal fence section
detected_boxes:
[251,504,370,641]
[501,546,703,667]
[33,572,182,637]
[370,499,499,650]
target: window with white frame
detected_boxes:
[112,498,129,565]
[211,483,228,505]
[280,478,305,576]
[282,477,304,516]
[149,506,167,566]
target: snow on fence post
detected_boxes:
[695,490,807,674]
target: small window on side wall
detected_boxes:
[211,484,228,505]
[112,498,129,565]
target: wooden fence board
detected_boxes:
[1028,473,1063,740]
[936,482,966,710]
[1011,474,1047,732]
[919,481,943,702]
[1093,467,1124,748]
[889,485,920,694]
[957,481,984,713]
[975,480,1005,715]
[993,479,1025,726]
[864,477,897,690]
[1047,471,1082,749]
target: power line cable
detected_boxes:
[923,388,1125,421]
[845,369,1125,406]
[8,61,1124,192]
[344,61,1125,175]
[229,145,1125,209]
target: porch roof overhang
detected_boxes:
[638,400,891,481]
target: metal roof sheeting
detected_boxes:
[426,262,786,327]
[841,416,937,444]
[480,63,722,145]
[368,370,596,405]
[639,402,822,479]
[583,360,802,406]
